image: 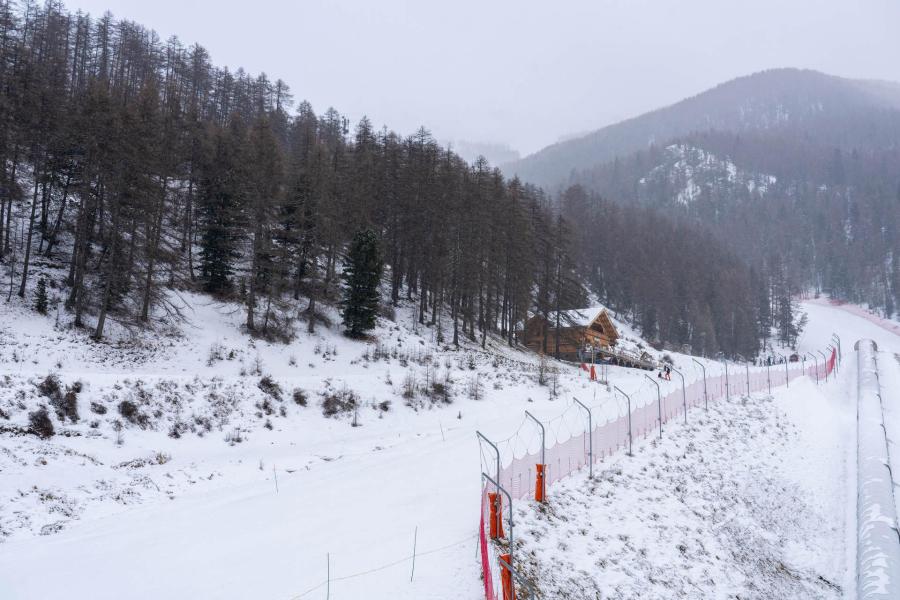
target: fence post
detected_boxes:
[807,353,819,384]
[776,352,788,387]
[691,358,708,410]
[573,398,593,478]
[720,358,730,399]
[524,411,546,502]
[410,526,417,582]
[737,355,750,396]
[827,344,838,374]
[477,431,501,495]
[644,374,662,438]
[831,333,842,363]
[498,554,538,600]
[614,386,633,456]
[670,367,687,423]
[482,472,514,562]
[818,349,828,381]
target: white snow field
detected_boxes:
[0,295,892,599]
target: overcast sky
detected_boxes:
[66,0,900,157]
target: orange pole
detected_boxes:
[499,553,516,600]
[535,464,545,502]
[488,492,504,538]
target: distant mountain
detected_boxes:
[504,68,900,189]
[531,69,900,320]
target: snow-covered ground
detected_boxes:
[512,374,852,599]
[0,294,892,599]
[0,290,673,600]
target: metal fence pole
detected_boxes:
[573,398,593,478]
[644,374,662,438]
[614,385,633,456]
[827,344,838,374]
[476,431,501,495]
[524,411,546,501]
[831,333,842,362]
[766,360,771,394]
[806,353,819,384]
[691,358,708,410]
[818,349,828,381]
[482,472,514,562]
[670,367,687,424]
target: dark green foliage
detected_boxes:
[341,229,383,338]
[34,277,48,314]
[198,123,244,295]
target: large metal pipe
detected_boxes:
[855,338,900,600]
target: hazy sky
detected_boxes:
[66,0,900,157]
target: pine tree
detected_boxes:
[341,229,383,338]
[34,276,48,314]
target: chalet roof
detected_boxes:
[521,306,619,339]
[550,306,609,327]
[558,306,602,326]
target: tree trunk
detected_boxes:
[18,174,40,298]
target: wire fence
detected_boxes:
[477,348,838,600]
[290,533,478,599]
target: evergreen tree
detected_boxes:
[341,229,382,338]
[34,276,47,314]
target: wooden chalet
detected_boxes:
[522,307,619,361]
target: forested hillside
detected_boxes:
[576,130,900,319]
[0,1,763,358]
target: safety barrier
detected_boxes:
[855,339,900,600]
[478,347,837,599]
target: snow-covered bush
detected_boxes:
[28,407,54,438]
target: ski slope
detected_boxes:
[0,297,893,599]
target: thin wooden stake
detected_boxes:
[273,465,279,493]
[410,526,418,582]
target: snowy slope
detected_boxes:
[0,293,880,599]
[0,290,680,600]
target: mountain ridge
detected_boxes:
[503,68,900,188]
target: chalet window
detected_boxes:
[590,322,605,335]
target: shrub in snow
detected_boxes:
[118,400,148,428]
[37,374,62,401]
[466,374,484,401]
[90,402,107,415]
[292,389,308,407]
[29,407,54,438]
[321,387,359,418]
[430,373,453,404]
[257,375,282,401]
[56,390,79,423]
